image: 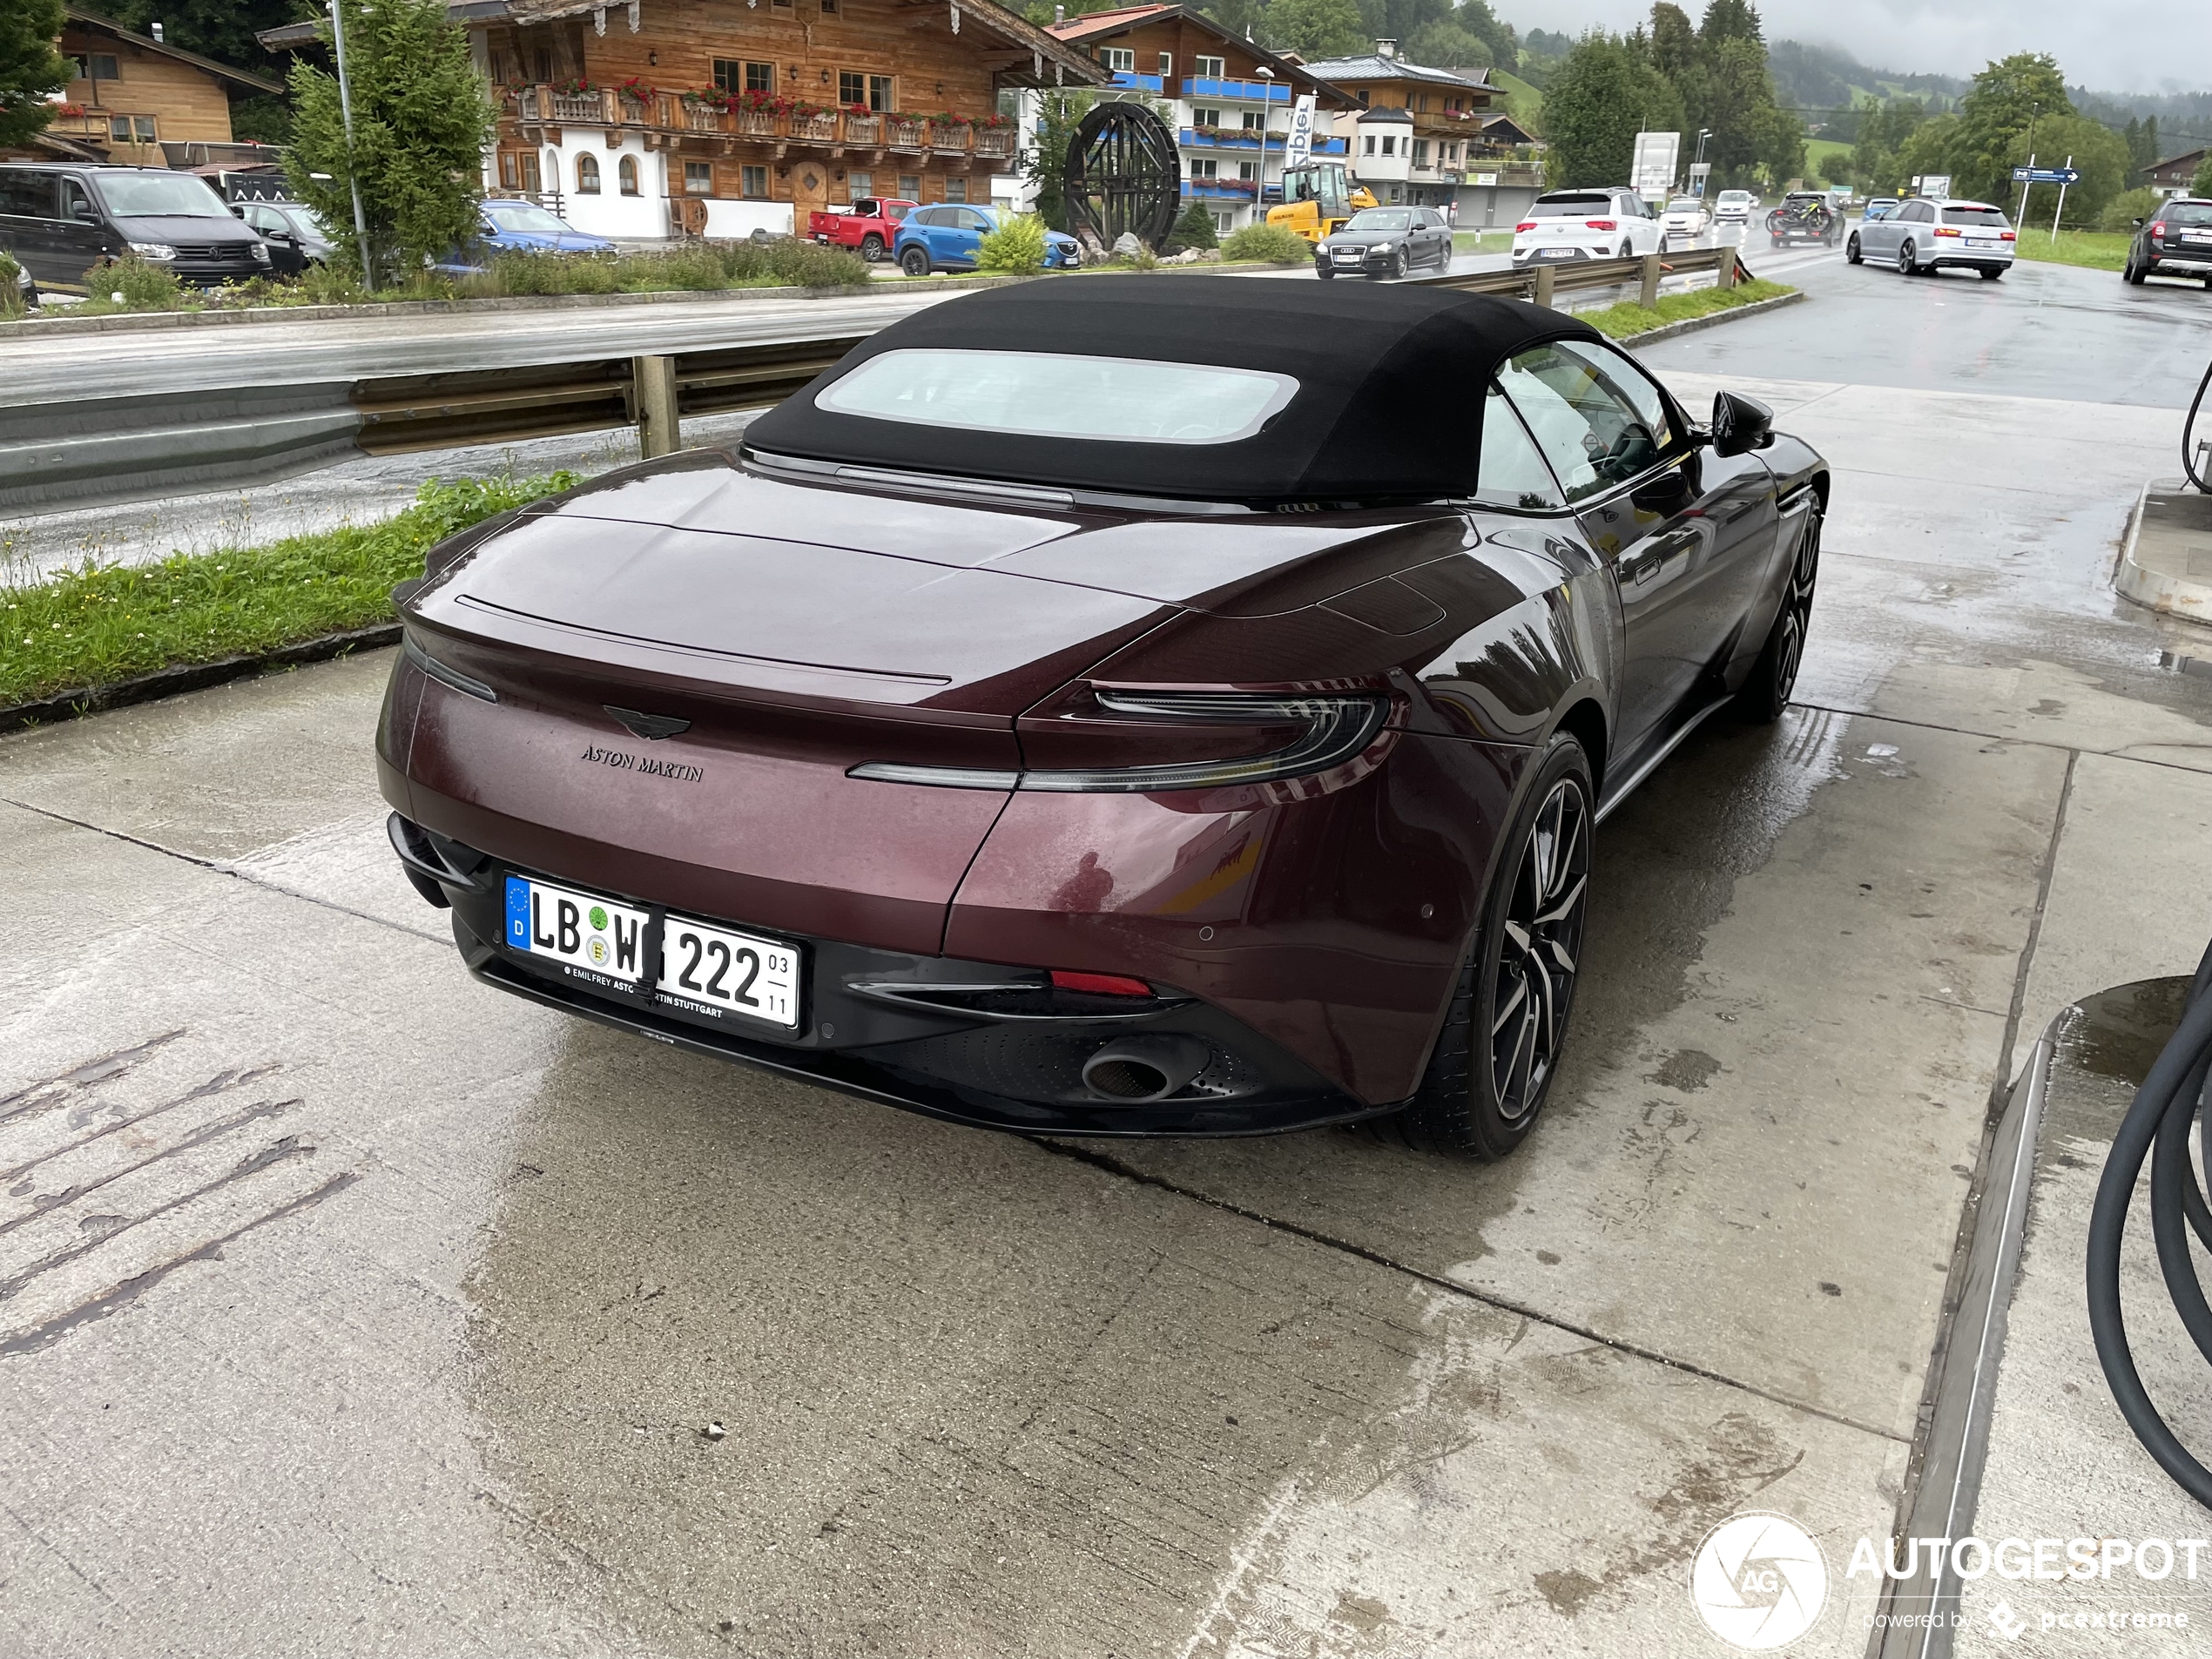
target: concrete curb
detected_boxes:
[1613,286,1807,346]
[2114,479,2212,627]
[0,272,1019,342]
[0,624,399,736]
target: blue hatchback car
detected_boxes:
[433,198,617,272]
[894,204,1080,276]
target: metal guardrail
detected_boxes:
[0,248,1749,514]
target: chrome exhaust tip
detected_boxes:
[1081,1035,1211,1103]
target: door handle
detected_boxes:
[1630,556,1662,585]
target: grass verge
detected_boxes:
[1581,277,1794,341]
[0,473,575,711]
[2007,230,2132,271]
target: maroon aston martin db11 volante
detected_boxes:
[379,276,1824,1157]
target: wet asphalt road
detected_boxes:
[4,248,2212,1656]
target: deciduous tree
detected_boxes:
[0,0,71,152]
[1950,51,2069,207]
[1540,32,1682,188]
[1265,0,1369,60]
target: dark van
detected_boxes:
[0,164,270,292]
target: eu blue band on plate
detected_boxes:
[506,875,531,948]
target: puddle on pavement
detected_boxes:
[2055,976,2189,1089]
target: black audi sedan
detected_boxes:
[2123,198,2212,287]
[1316,206,1454,280]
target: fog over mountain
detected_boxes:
[1505,0,2206,96]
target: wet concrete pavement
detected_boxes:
[4,251,2212,1656]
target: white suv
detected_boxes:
[1512,188,1667,265]
[1712,189,1755,226]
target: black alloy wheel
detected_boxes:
[900,245,930,277]
[1385,733,1594,1160]
[860,233,885,262]
[1388,247,1408,279]
[1845,233,1862,264]
[1740,504,1822,723]
[1898,239,1918,275]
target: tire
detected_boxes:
[2123,253,2147,285]
[1739,503,1821,723]
[1979,266,2004,280]
[1845,233,1862,265]
[1381,734,1595,1161]
[860,233,885,263]
[1314,261,1335,280]
[1898,239,1918,275]
[1618,241,1632,259]
[899,245,930,277]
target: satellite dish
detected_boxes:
[1063,101,1182,251]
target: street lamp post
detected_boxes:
[1695,127,1711,166]
[327,0,375,287]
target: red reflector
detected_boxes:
[1050,969,1154,997]
[1585,219,1617,231]
[1514,219,1536,232]
[2153,221,2167,238]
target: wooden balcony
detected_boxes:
[509,85,1015,168]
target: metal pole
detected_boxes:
[2014,152,2033,233]
[328,0,375,287]
[2052,154,2072,242]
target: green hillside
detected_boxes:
[1491,68,1542,126]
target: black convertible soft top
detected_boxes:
[744,274,1602,503]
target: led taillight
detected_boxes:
[2001,230,2016,240]
[1051,970,1154,996]
[1585,219,1617,231]
[1933,226,1960,237]
[1514,219,1536,232]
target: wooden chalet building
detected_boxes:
[1044,4,1356,235]
[1299,41,1538,228]
[14,7,280,168]
[2147,147,2208,195]
[262,0,1102,239]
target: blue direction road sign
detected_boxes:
[2011,166,2081,185]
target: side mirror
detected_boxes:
[1710,390,1773,456]
[2134,218,2145,228]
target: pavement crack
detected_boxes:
[1029,1139,1905,1445]
[0,795,449,948]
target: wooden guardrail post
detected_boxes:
[1639,253,1662,309]
[1716,246,1737,290]
[1533,264,1555,308]
[633,354,681,458]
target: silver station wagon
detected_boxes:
[1848,196,2017,279]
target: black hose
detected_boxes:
[2087,937,2212,1507]
[2186,354,2212,494]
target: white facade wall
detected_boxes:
[538,132,674,239]
[701,199,797,238]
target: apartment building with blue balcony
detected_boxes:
[1045,3,1359,234]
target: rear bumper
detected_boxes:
[414,826,1377,1136]
[2146,253,2212,274]
[1927,250,2014,269]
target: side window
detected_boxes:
[1553,339,1676,451]
[61,179,96,221]
[1496,342,1668,503]
[959,207,990,232]
[1473,382,1565,511]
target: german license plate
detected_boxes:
[1539,246,1574,258]
[502,873,802,1029]
[1967,237,1999,247]
[505,874,649,981]
[657,914,800,1028]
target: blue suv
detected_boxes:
[894,204,1080,275]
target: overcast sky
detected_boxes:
[1504,0,2205,95]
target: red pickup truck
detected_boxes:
[806,198,918,263]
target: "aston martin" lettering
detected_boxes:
[579,744,704,783]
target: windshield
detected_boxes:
[91,172,231,219]
[1717,191,1751,205]
[1529,194,1611,217]
[1942,206,2009,226]
[2160,202,2212,226]
[1666,199,1701,212]
[816,349,1299,446]
[483,201,577,236]
[1345,209,1411,230]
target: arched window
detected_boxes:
[618,155,640,196]
[577,153,601,194]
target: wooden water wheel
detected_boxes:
[1063,101,1182,252]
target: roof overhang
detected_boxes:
[65,5,282,94]
[1048,3,1356,106]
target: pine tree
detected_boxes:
[283,0,496,286]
